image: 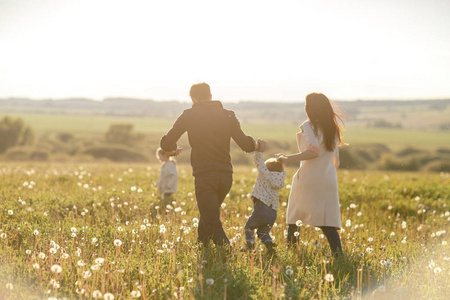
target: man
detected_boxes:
[160,82,266,247]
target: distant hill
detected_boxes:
[1,97,449,129]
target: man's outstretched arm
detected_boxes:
[160,114,187,155]
[229,111,257,153]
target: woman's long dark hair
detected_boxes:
[305,93,347,151]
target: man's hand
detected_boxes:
[257,138,267,152]
[166,146,183,157]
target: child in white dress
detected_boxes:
[244,151,286,252]
[155,148,178,200]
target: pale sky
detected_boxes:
[1,0,449,102]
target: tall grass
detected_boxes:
[0,162,449,299]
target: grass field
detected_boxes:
[1,112,450,150]
[1,162,449,299]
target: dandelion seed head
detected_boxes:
[114,239,123,247]
[92,290,102,298]
[131,290,141,298]
[94,257,105,265]
[206,278,214,285]
[285,269,294,275]
[51,264,62,274]
[325,273,334,282]
[8,210,13,215]
[104,293,114,300]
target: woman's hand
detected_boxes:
[275,153,288,163]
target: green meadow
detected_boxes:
[0,163,449,299]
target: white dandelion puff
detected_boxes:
[104,293,115,300]
[325,273,334,282]
[51,264,62,274]
[92,290,102,298]
[131,290,142,298]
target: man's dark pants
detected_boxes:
[194,171,232,246]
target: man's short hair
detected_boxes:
[265,158,284,172]
[190,82,211,101]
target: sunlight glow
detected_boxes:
[1,0,449,101]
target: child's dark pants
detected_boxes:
[244,198,277,245]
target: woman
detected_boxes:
[276,93,346,257]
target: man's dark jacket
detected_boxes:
[160,101,256,176]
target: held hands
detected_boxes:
[275,153,288,163]
[166,146,183,157]
[256,138,267,152]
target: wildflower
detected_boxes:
[76,288,85,295]
[71,233,77,238]
[433,267,442,274]
[131,290,142,298]
[366,247,373,253]
[206,278,214,285]
[349,203,357,209]
[92,237,98,245]
[33,263,40,269]
[83,270,92,278]
[8,210,13,215]
[71,227,77,233]
[131,186,137,191]
[6,282,13,290]
[114,239,123,247]
[345,220,351,227]
[385,261,392,268]
[77,260,86,267]
[285,269,294,275]
[92,290,102,298]
[34,230,39,236]
[49,248,57,254]
[94,257,105,265]
[0,233,6,239]
[104,293,115,300]
[325,273,334,282]
[26,250,32,255]
[118,226,123,232]
[38,252,46,259]
[296,220,303,227]
[368,237,374,242]
[401,221,407,229]
[51,264,62,274]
